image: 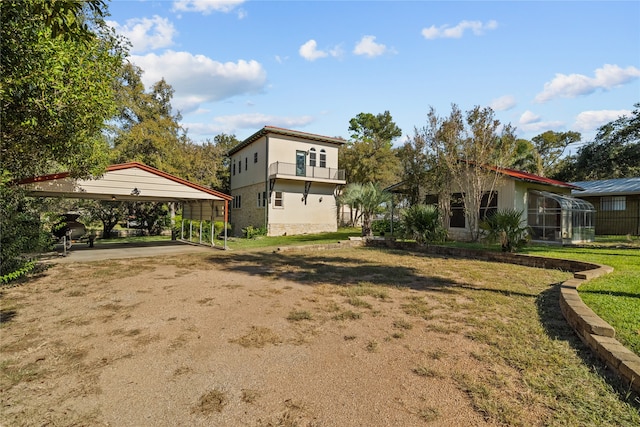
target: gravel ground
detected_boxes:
[1,249,530,426]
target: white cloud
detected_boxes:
[299,40,343,61]
[519,110,541,124]
[422,20,498,40]
[172,0,245,14]
[130,51,267,113]
[573,109,632,132]
[184,113,315,137]
[353,35,389,58]
[534,64,640,103]
[517,111,564,133]
[108,16,177,54]
[299,40,328,61]
[490,95,516,111]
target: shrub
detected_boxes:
[242,225,267,239]
[480,209,530,252]
[371,219,391,235]
[402,204,447,244]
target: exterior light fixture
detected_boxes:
[131,187,140,196]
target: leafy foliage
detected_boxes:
[480,209,530,252]
[242,225,267,239]
[339,183,391,237]
[401,204,447,244]
[553,104,639,181]
[339,111,402,187]
[81,200,127,237]
[1,0,126,180]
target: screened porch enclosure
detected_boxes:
[527,190,595,244]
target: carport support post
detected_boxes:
[181,219,184,240]
[224,200,228,250]
[199,221,203,244]
[189,221,193,242]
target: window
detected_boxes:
[232,163,236,176]
[319,149,326,168]
[601,196,626,211]
[274,191,283,207]
[257,191,266,207]
[479,192,498,220]
[309,148,316,167]
[450,193,465,228]
[238,160,241,174]
[232,195,242,209]
[254,152,258,163]
[245,157,248,171]
[296,151,306,176]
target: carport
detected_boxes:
[18,162,232,249]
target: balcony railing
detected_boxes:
[268,162,345,181]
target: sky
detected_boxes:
[106,0,640,152]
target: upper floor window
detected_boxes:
[601,196,626,211]
[232,163,236,176]
[319,149,326,168]
[245,157,248,171]
[309,148,317,167]
[254,152,258,163]
[238,160,241,174]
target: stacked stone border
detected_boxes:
[275,238,639,393]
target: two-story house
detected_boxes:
[228,126,346,236]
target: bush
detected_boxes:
[402,204,447,244]
[371,219,391,236]
[480,209,530,252]
[242,225,267,239]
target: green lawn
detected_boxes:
[521,243,640,356]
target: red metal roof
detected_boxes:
[491,165,582,190]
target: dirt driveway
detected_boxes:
[1,247,637,426]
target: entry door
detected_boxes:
[296,151,306,176]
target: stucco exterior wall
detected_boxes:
[267,180,337,236]
[229,137,267,190]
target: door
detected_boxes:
[296,151,306,176]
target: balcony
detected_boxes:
[268,161,346,183]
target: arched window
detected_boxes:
[319,149,326,168]
[309,148,316,167]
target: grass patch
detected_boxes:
[416,406,440,422]
[522,244,640,356]
[231,326,282,348]
[412,365,441,378]
[193,389,228,414]
[286,310,313,322]
[392,319,414,330]
[333,310,361,321]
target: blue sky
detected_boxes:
[107,0,640,151]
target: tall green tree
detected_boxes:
[1,0,126,180]
[553,104,640,181]
[510,139,540,174]
[111,64,189,175]
[339,111,402,187]
[531,130,581,176]
[1,0,125,278]
[397,127,432,206]
[427,105,517,241]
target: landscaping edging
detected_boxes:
[363,239,640,394]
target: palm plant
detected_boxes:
[480,209,530,252]
[402,204,447,244]
[339,183,390,237]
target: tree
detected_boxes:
[81,200,127,238]
[553,104,640,181]
[397,128,431,206]
[531,130,581,176]
[1,0,126,180]
[1,0,124,279]
[427,105,517,241]
[339,183,391,237]
[111,64,189,175]
[509,139,540,174]
[339,111,402,187]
